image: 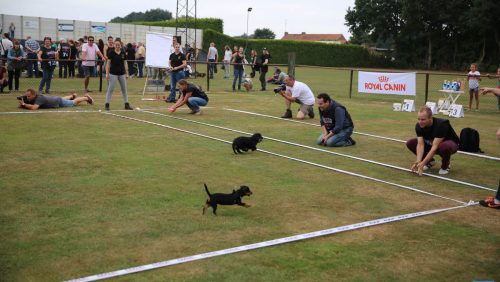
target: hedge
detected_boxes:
[202,29,392,68]
[131,18,223,34]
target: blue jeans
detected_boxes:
[59,99,75,107]
[186,97,208,112]
[316,127,353,147]
[232,68,244,90]
[208,59,216,77]
[39,68,54,92]
[168,71,185,100]
[26,53,39,77]
[137,60,144,77]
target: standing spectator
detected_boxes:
[467,63,481,111]
[249,49,258,78]
[58,38,71,78]
[206,42,218,79]
[7,40,25,92]
[103,36,114,59]
[68,39,77,78]
[37,37,58,94]
[105,39,132,111]
[232,47,248,92]
[9,23,15,39]
[24,36,40,78]
[259,48,270,91]
[1,33,13,59]
[81,36,105,93]
[222,45,231,79]
[166,43,186,103]
[125,43,136,77]
[135,42,145,78]
[485,67,500,110]
[0,62,8,93]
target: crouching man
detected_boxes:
[316,93,355,147]
[406,106,459,175]
[19,88,93,110]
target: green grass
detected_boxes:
[1,66,499,282]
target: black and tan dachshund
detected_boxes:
[203,183,252,215]
[232,133,263,154]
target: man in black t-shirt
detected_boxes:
[259,48,270,91]
[166,43,187,103]
[167,79,208,115]
[406,106,459,175]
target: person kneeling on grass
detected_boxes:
[19,88,93,110]
[167,79,208,115]
[316,93,356,147]
[406,106,459,176]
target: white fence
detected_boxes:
[0,14,203,48]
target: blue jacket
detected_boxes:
[319,100,354,134]
[7,47,25,64]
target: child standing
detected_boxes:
[467,63,481,111]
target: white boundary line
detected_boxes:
[224,108,500,161]
[141,110,495,192]
[103,112,466,204]
[66,202,475,281]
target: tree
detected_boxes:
[253,28,276,39]
[345,0,500,70]
[110,8,173,23]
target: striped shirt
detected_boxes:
[25,39,40,53]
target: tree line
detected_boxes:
[345,0,500,71]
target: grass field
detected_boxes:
[1,65,499,281]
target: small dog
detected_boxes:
[203,183,252,215]
[232,133,263,154]
[242,74,253,92]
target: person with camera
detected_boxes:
[277,75,315,119]
[7,40,25,92]
[18,89,94,110]
[316,93,356,147]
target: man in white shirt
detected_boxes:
[81,36,105,93]
[206,42,218,79]
[278,75,315,119]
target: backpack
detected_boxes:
[459,128,483,153]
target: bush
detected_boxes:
[132,18,223,34]
[202,30,392,68]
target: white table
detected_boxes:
[437,90,464,114]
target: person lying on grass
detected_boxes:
[18,88,93,110]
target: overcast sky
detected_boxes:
[3,0,355,39]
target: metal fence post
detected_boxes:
[424,73,429,104]
[206,62,210,91]
[349,69,354,99]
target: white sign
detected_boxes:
[425,102,437,114]
[393,103,402,111]
[91,25,106,33]
[23,20,39,30]
[448,104,464,118]
[58,24,74,32]
[145,32,173,68]
[402,99,415,112]
[358,71,416,96]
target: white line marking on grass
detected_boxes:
[140,110,495,192]
[103,112,466,204]
[66,202,475,281]
[224,108,500,161]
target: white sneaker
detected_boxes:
[438,167,450,175]
[423,160,436,171]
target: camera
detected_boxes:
[17,95,28,103]
[273,84,286,93]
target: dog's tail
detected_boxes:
[204,183,211,196]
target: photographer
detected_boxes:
[316,93,355,147]
[18,89,94,110]
[277,75,315,119]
